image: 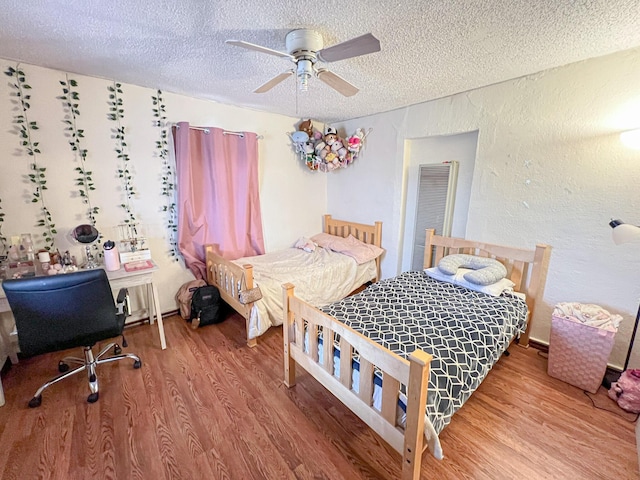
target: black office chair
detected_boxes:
[3,269,142,407]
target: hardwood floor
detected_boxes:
[0,313,637,479]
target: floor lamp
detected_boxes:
[603,219,640,388]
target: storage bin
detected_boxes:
[547,304,618,394]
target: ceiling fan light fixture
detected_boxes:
[297,59,313,92]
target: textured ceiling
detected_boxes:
[1,1,640,123]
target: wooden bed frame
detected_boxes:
[282,229,551,479]
[205,215,383,347]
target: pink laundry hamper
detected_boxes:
[547,314,617,394]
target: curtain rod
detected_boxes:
[174,124,262,139]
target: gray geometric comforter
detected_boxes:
[320,271,528,435]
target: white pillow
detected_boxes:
[437,254,507,285]
[424,267,515,297]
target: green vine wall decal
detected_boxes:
[152,89,179,260]
[4,65,57,250]
[60,75,100,227]
[108,81,137,224]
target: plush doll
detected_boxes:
[347,135,361,153]
[608,369,640,413]
[331,139,348,160]
[298,119,313,138]
[347,128,365,154]
[324,151,337,164]
[324,126,338,147]
[303,141,317,170]
[314,141,328,160]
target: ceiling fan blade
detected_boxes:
[225,40,294,59]
[254,70,294,93]
[317,33,381,62]
[316,69,359,97]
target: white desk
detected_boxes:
[0,261,167,406]
[105,261,167,350]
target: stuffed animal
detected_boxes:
[324,151,337,164]
[298,119,313,138]
[303,141,317,170]
[324,126,338,147]
[331,139,348,160]
[608,369,640,413]
[314,141,328,160]
[347,128,365,154]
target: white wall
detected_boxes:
[0,60,327,314]
[330,47,640,370]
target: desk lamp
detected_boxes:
[604,219,640,388]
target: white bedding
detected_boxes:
[233,247,377,339]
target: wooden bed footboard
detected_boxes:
[205,245,257,347]
[283,283,432,480]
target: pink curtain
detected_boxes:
[174,122,265,279]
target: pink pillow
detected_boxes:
[310,232,345,250]
[311,233,384,264]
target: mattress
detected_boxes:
[319,271,529,453]
[234,246,377,339]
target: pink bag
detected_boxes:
[608,369,640,413]
[175,279,207,319]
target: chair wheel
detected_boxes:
[58,362,69,373]
[114,345,122,355]
[133,359,142,369]
[87,392,99,403]
[28,395,42,408]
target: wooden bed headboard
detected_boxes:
[323,214,382,247]
[324,214,383,281]
[423,229,552,346]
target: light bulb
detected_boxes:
[297,59,313,93]
[299,74,310,92]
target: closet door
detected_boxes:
[411,162,458,271]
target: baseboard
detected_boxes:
[528,339,548,352]
[124,309,179,327]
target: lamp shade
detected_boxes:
[610,219,640,245]
[621,129,640,150]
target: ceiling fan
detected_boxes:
[225,29,381,97]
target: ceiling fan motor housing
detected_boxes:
[286,29,323,58]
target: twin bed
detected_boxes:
[205,216,551,478]
[282,229,551,479]
[205,215,383,347]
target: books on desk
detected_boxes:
[123,260,154,272]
